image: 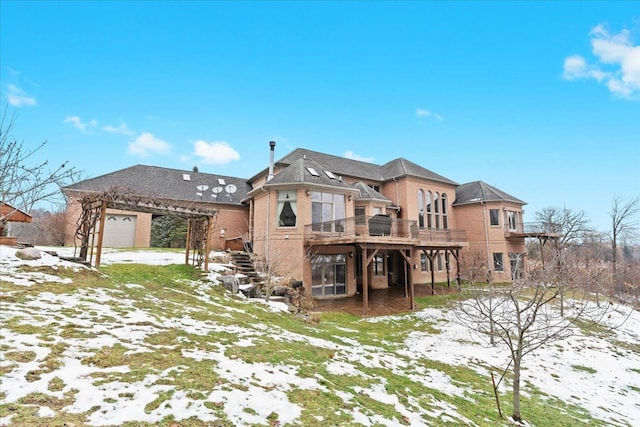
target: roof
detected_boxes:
[62,165,251,206]
[352,181,392,203]
[263,157,355,191]
[252,148,458,185]
[453,181,526,206]
[0,203,32,223]
[381,158,458,185]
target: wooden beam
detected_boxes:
[185,220,192,265]
[362,247,369,316]
[94,201,107,270]
[204,216,213,272]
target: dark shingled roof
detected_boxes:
[453,181,526,206]
[264,158,354,190]
[269,148,457,185]
[381,158,458,185]
[352,181,392,203]
[63,165,251,205]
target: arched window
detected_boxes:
[418,189,425,228]
[434,192,440,229]
[426,191,433,228]
[441,193,448,229]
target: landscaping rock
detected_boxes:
[15,247,42,260]
[220,275,240,294]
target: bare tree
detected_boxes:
[455,249,616,423]
[0,108,81,222]
[610,195,640,292]
[533,206,593,316]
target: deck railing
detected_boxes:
[504,222,563,236]
[304,215,467,244]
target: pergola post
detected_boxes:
[185,220,192,265]
[204,216,213,272]
[94,201,107,270]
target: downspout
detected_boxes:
[481,200,491,269]
[262,186,270,263]
[264,141,276,260]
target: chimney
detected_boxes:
[267,141,276,181]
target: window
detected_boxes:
[306,167,320,177]
[311,192,346,232]
[437,253,444,271]
[277,190,297,227]
[420,253,429,271]
[311,254,347,296]
[418,189,425,228]
[355,207,366,226]
[426,191,433,228]
[373,254,385,276]
[323,170,337,179]
[441,193,448,229]
[493,253,504,272]
[489,209,500,226]
[434,192,440,229]
[507,211,518,231]
[510,252,524,280]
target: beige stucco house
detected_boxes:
[63,144,534,301]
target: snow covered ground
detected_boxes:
[1,245,639,426]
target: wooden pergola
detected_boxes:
[71,188,218,271]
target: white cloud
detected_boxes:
[6,84,37,107]
[128,132,171,157]
[416,108,443,121]
[102,122,135,136]
[563,24,640,99]
[193,140,240,165]
[63,115,97,132]
[344,150,375,163]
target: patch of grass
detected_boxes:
[144,389,174,413]
[572,365,597,374]
[48,376,65,392]
[3,350,37,363]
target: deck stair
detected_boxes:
[229,251,264,288]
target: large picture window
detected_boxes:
[311,254,347,296]
[311,192,346,232]
[277,190,297,227]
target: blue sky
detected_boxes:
[1,1,639,233]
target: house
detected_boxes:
[62,144,537,308]
[0,203,33,246]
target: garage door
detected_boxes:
[103,214,136,247]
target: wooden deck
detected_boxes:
[313,283,460,317]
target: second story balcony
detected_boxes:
[504,222,563,239]
[304,215,467,247]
